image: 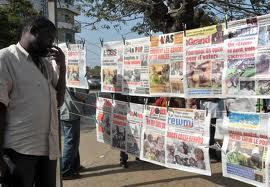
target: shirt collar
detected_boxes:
[16,42,30,59]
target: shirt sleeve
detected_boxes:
[0,54,13,106]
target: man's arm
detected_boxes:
[50,46,66,107]
[56,68,66,107]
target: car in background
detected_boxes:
[87,76,101,89]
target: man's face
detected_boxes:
[31,27,56,57]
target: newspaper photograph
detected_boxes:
[96,97,113,144]
[141,105,167,166]
[222,112,269,187]
[59,43,88,89]
[123,37,150,96]
[184,24,225,97]
[165,108,211,175]
[148,32,184,96]
[111,100,129,151]
[101,41,123,93]
[126,103,144,157]
[224,17,259,97]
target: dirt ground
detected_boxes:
[63,126,252,187]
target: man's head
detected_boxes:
[20,16,56,57]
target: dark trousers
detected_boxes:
[2,149,57,187]
[61,119,80,176]
[209,118,216,159]
[120,151,128,163]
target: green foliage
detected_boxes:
[0,0,38,49]
[86,66,101,78]
[78,0,270,34]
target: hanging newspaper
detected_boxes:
[184,24,225,98]
[165,108,211,175]
[140,105,167,166]
[126,103,144,157]
[223,17,260,97]
[123,37,150,96]
[255,14,270,98]
[222,112,269,187]
[96,97,113,144]
[111,100,129,151]
[149,32,184,97]
[59,43,88,89]
[101,41,123,92]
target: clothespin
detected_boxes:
[182,23,186,37]
[66,41,70,50]
[111,93,115,102]
[166,97,170,111]
[99,37,104,47]
[81,38,85,48]
[95,91,99,99]
[149,30,153,42]
[122,35,126,45]
[144,97,148,111]
[205,107,209,117]
[225,14,228,29]
[127,95,131,104]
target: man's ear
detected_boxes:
[29,26,39,36]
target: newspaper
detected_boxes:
[59,43,88,89]
[148,32,184,96]
[184,24,225,98]
[96,97,113,144]
[140,105,167,166]
[111,100,129,151]
[223,17,258,97]
[126,103,144,157]
[123,37,150,96]
[101,41,123,93]
[222,112,269,186]
[165,108,211,175]
[256,14,270,98]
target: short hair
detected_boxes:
[22,16,56,34]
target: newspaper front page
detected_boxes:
[59,43,88,89]
[165,108,211,175]
[224,17,258,97]
[149,32,184,97]
[123,37,150,96]
[101,41,123,93]
[126,103,144,157]
[184,24,225,98]
[96,97,113,144]
[222,112,269,186]
[111,100,129,151]
[140,105,167,166]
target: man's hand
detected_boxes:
[48,45,66,72]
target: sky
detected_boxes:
[75,15,142,67]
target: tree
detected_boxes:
[0,0,38,49]
[78,0,270,34]
[86,65,101,78]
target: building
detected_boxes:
[35,0,81,43]
[56,0,81,43]
[0,0,81,43]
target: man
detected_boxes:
[199,99,225,162]
[61,88,86,179]
[0,16,66,187]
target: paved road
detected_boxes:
[63,128,253,187]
